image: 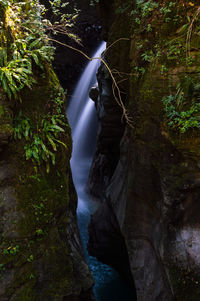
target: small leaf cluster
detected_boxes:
[137,0,159,18]
[3,245,20,255]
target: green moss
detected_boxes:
[0,0,82,299]
[0,104,4,116]
[0,123,13,135]
[0,54,75,299]
[106,1,200,300]
[14,283,37,301]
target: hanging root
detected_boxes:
[100,58,134,128]
[48,37,134,129]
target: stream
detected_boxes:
[66,42,135,301]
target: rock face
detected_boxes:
[0,3,94,300]
[88,1,200,300]
[87,63,125,200]
[0,75,94,301]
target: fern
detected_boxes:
[14,94,67,172]
[0,0,55,99]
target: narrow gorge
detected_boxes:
[0,0,200,301]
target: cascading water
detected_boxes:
[67,43,135,301]
[67,42,105,214]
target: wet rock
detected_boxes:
[89,86,99,103]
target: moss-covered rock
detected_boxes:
[0,2,94,301]
[88,1,200,301]
[0,67,94,300]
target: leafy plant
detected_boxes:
[13,88,68,172]
[116,0,158,18]
[134,66,146,77]
[162,80,200,133]
[14,113,67,172]
[139,0,159,17]
[27,254,34,263]
[160,1,175,16]
[3,245,20,255]
[0,0,54,99]
[0,263,5,279]
[0,0,78,99]
[29,273,35,279]
[167,43,183,61]
[141,50,155,62]
[0,52,36,100]
[36,228,45,236]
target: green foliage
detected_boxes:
[13,89,68,172]
[116,0,158,17]
[29,273,35,279]
[49,0,68,15]
[0,0,71,172]
[141,50,155,62]
[27,255,34,263]
[162,79,200,133]
[166,42,183,61]
[160,64,168,75]
[0,0,79,100]
[48,0,80,39]
[0,263,5,278]
[0,55,36,100]
[90,0,99,7]
[137,0,159,18]
[0,263,5,280]
[134,66,146,77]
[160,2,174,15]
[35,228,45,236]
[3,245,20,255]
[122,0,200,85]
[0,0,55,99]
[116,2,132,14]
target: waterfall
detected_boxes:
[66,42,135,301]
[67,42,105,214]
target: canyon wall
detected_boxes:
[0,2,94,300]
[88,1,200,300]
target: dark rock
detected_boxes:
[88,201,135,289]
[87,62,126,200]
[0,19,94,301]
[89,86,99,103]
[87,1,200,300]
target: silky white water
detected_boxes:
[66,42,135,301]
[67,42,105,214]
